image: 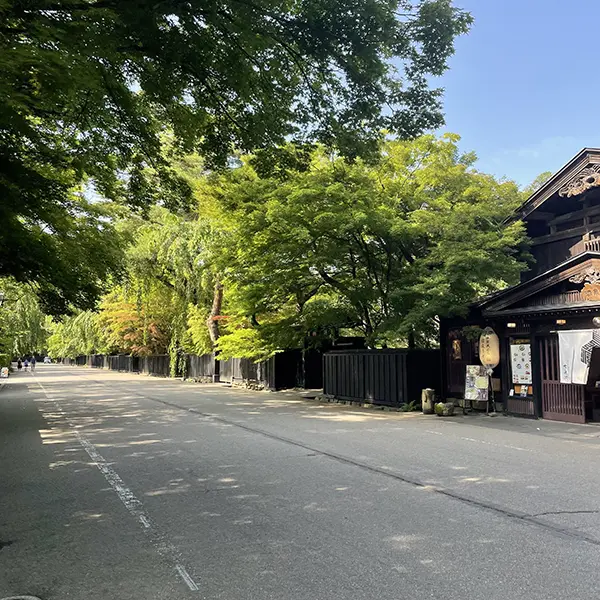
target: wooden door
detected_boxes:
[446,331,476,395]
[539,335,585,423]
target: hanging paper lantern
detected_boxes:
[479,327,500,370]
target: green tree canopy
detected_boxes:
[200,135,527,353]
[523,171,553,197]
[37,135,529,361]
[0,194,126,315]
[1,0,471,312]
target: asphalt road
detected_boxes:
[3,365,600,599]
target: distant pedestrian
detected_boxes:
[23,359,28,371]
[17,359,22,371]
[30,356,36,371]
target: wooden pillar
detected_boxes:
[530,326,543,418]
[499,329,511,412]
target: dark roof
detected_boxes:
[507,147,600,223]
[476,250,600,311]
[484,303,600,318]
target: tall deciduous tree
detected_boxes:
[1,0,471,311]
[0,192,126,315]
[202,135,527,352]
[40,135,529,361]
[523,171,553,196]
[96,286,176,356]
[123,205,218,353]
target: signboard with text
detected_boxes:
[464,365,488,401]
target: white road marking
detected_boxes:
[459,435,528,452]
[425,427,528,452]
[32,376,200,593]
[139,514,151,528]
[176,564,200,591]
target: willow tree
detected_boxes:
[47,311,106,359]
[0,281,48,363]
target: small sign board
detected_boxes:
[465,365,488,401]
[0,367,8,378]
[510,342,532,384]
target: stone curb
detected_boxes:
[311,393,412,413]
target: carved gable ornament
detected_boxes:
[559,165,600,198]
[570,267,600,301]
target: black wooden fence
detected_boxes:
[59,342,433,397]
[66,354,173,376]
[186,353,217,380]
[147,355,171,376]
[61,350,307,390]
[323,349,441,407]
[219,357,258,383]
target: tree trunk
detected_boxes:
[408,328,416,349]
[206,281,224,346]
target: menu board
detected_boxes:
[510,342,532,384]
[464,365,489,401]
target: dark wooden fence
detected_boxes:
[220,357,258,384]
[61,350,307,390]
[141,355,171,376]
[68,354,172,377]
[323,349,441,407]
[198,351,302,390]
[60,340,375,392]
[88,354,107,369]
[106,355,132,372]
[186,353,217,380]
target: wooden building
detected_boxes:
[441,148,600,423]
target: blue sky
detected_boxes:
[437,0,599,187]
